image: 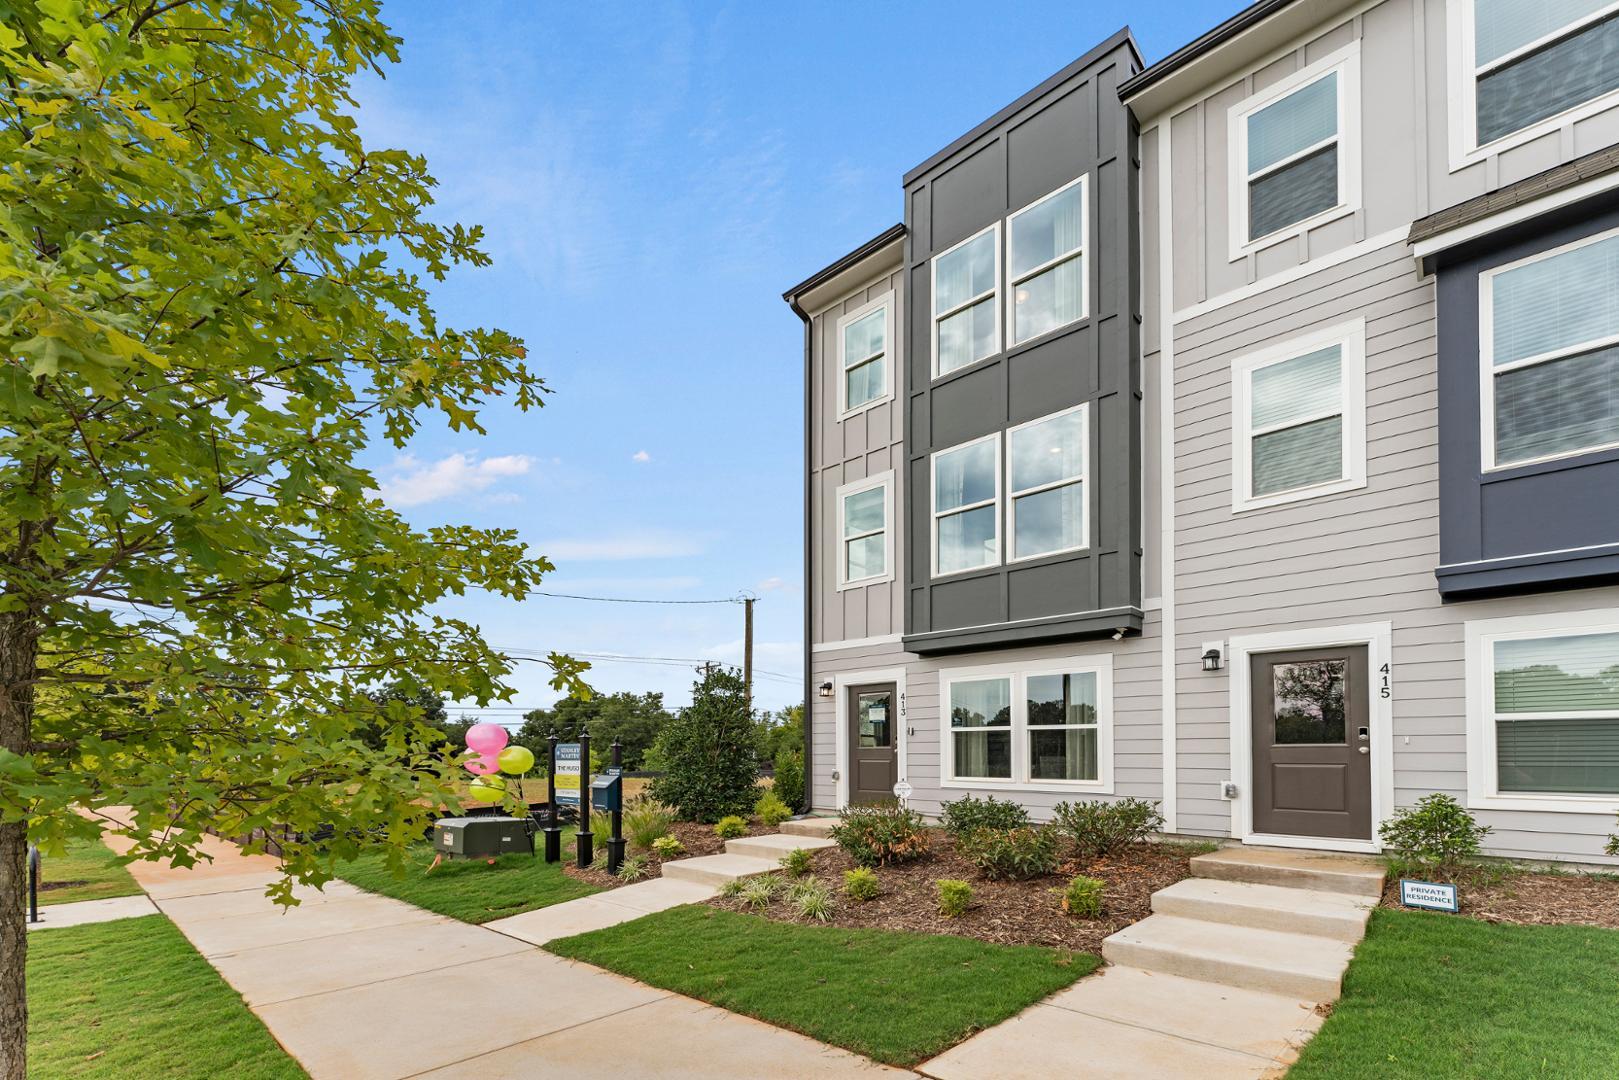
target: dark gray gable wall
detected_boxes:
[902,31,1143,654]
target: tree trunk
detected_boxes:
[0,610,37,1080]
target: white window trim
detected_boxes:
[1005,403,1090,563]
[836,292,895,420]
[830,666,908,810]
[1465,607,1619,815]
[1478,223,1619,472]
[1227,41,1361,262]
[931,222,1002,380]
[1006,175,1089,348]
[835,471,894,591]
[939,653,1115,794]
[1227,621,1393,855]
[1447,0,1619,172]
[1230,318,1367,513]
[930,432,1001,579]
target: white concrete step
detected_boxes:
[1152,877,1375,942]
[724,833,837,861]
[1191,847,1385,898]
[779,817,837,838]
[657,852,778,887]
[1103,914,1355,1002]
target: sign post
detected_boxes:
[575,728,594,868]
[605,739,626,874]
[543,732,562,862]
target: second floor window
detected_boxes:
[932,434,999,575]
[1008,177,1087,345]
[1471,0,1619,146]
[1483,227,1619,469]
[1008,405,1087,560]
[839,298,889,415]
[838,474,891,587]
[933,225,999,376]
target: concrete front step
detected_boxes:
[1152,877,1376,942]
[725,833,837,861]
[658,852,779,887]
[1103,914,1355,1001]
[779,817,837,838]
[1191,847,1386,898]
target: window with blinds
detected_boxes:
[1483,228,1619,469]
[932,434,999,575]
[837,476,890,588]
[943,659,1113,790]
[1471,0,1619,147]
[839,301,889,415]
[1491,630,1619,796]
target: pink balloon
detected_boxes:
[465,754,500,776]
[465,723,509,755]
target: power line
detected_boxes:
[494,647,799,682]
[532,590,753,605]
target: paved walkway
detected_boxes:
[26,893,158,931]
[96,823,905,1079]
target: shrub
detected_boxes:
[1379,794,1491,872]
[1051,798,1165,858]
[740,875,779,911]
[623,799,675,851]
[755,792,792,828]
[649,667,758,822]
[937,879,973,918]
[773,748,805,813]
[788,879,834,922]
[779,847,814,877]
[961,826,1059,881]
[830,801,930,867]
[1607,814,1618,858]
[714,815,748,840]
[617,854,650,882]
[843,867,880,901]
[650,834,685,859]
[718,877,747,898]
[1061,875,1105,918]
[589,809,612,841]
[940,794,1030,838]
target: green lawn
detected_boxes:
[546,905,1097,1066]
[1291,909,1619,1079]
[28,915,305,1079]
[33,839,142,907]
[337,832,600,923]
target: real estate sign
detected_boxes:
[554,743,582,806]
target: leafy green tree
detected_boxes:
[516,691,671,771]
[649,669,758,822]
[356,680,448,753]
[0,4,586,1070]
[756,703,803,762]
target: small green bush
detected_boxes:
[843,867,880,901]
[617,854,650,882]
[714,815,749,840]
[773,749,805,813]
[961,826,1059,881]
[1061,875,1105,918]
[650,834,685,859]
[830,801,930,867]
[1051,798,1165,858]
[779,846,814,877]
[649,667,758,822]
[589,845,610,872]
[740,874,779,911]
[788,879,834,922]
[623,799,675,851]
[718,877,747,898]
[937,879,973,918]
[1379,794,1492,872]
[589,809,612,841]
[940,794,1030,838]
[755,792,792,828]
[1606,814,1617,858]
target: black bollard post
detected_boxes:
[575,727,594,868]
[27,844,40,924]
[543,731,561,862]
[606,739,626,875]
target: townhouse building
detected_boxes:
[786,0,1619,865]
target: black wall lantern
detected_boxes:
[1201,647,1223,672]
[818,680,834,699]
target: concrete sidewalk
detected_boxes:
[26,893,158,931]
[100,824,904,1079]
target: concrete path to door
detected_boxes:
[25,893,158,931]
[93,818,905,1080]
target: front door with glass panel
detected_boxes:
[1250,647,1371,840]
[848,684,898,805]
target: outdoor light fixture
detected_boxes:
[818,680,834,699]
[1201,648,1223,672]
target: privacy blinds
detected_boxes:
[1248,345,1345,497]
[1245,72,1340,241]
[1493,631,1619,795]
[1474,0,1619,145]
[842,307,886,412]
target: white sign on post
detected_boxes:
[892,780,913,801]
[1399,879,1459,913]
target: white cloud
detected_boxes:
[756,576,792,593]
[632,450,651,463]
[377,452,533,508]
[534,530,708,562]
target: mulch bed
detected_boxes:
[1378,867,1619,929]
[563,818,774,891]
[708,829,1197,952]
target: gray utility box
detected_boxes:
[434,816,534,859]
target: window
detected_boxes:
[1229,45,1360,255]
[1007,405,1087,560]
[1008,177,1087,345]
[836,473,892,589]
[1460,0,1619,152]
[1468,610,1619,812]
[1232,320,1367,511]
[933,224,999,376]
[932,435,999,576]
[1481,227,1619,469]
[943,657,1113,790]
[838,295,892,416]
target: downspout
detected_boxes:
[787,295,815,814]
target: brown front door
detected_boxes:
[1251,646,1372,841]
[849,684,898,805]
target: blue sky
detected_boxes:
[351,1,1243,723]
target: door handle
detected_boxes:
[1358,746,1369,755]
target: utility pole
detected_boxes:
[743,596,755,715]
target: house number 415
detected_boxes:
[1379,663,1391,699]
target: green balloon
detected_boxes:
[467,776,506,802]
[497,746,535,776]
